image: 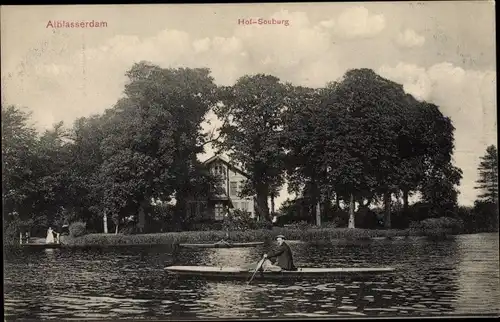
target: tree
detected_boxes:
[2,105,77,238]
[332,69,414,228]
[97,62,219,231]
[2,105,39,238]
[65,114,109,231]
[283,86,327,225]
[475,145,498,204]
[419,102,463,217]
[32,122,74,228]
[215,74,289,222]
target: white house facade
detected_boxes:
[186,155,256,221]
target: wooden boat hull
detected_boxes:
[20,243,63,249]
[178,242,264,249]
[164,265,395,280]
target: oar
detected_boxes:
[247,256,265,285]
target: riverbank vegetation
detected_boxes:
[3,63,498,245]
[66,228,418,247]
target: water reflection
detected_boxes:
[454,234,500,314]
[3,234,499,319]
[203,247,255,267]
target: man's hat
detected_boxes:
[276,235,285,240]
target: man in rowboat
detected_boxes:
[246,235,297,272]
[263,235,297,271]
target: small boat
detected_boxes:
[164,265,395,280]
[20,243,63,249]
[178,241,264,249]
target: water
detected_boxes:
[4,233,499,319]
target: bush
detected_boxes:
[330,209,349,228]
[119,225,139,235]
[469,201,499,233]
[284,220,312,230]
[69,221,87,237]
[354,208,380,229]
[190,221,223,231]
[222,209,258,231]
[412,216,464,236]
[256,219,274,230]
[321,221,341,229]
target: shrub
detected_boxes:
[285,220,312,230]
[413,216,464,236]
[190,221,223,231]
[69,221,87,237]
[119,225,139,235]
[222,209,258,231]
[354,208,380,229]
[421,217,463,230]
[330,210,349,228]
[256,219,274,230]
[470,201,499,233]
[321,221,340,229]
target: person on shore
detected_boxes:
[46,227,55,244]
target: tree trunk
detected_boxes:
[270,193,275,214]
[348,193,355,228]
[137,199,147,233]
[316,201,321,227]
[384,191,392,228]
[403,189,409,213]
[255,184,270,222]
[335,192,340,209]
[322,200,330,222]
[115,222,119,235]
[176,189,189,229]
[103,212,108,234]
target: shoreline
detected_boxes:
[18,227,466,248]
[7,228,494,249]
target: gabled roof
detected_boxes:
[203,154,250,178]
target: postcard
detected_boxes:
[2,2,498,320]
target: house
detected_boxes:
[186,154,257,221]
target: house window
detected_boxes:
[213,164,226,179]
[233,202,239,210]
[241,202,249,212]
[214,204,225,221]
[230,181,238,196]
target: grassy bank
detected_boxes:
[64,227,425,247]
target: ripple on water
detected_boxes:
[4,233,500,319]
[345,311,366,316]
[284,312,339,317]
[110,308,149,314]
[72,312,117,319]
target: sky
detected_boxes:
[1,2,497,208]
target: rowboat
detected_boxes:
[178,241,264,249]
[164,265,395,280]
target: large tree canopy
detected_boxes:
[98,62,220,229]
[214,74,289,222]
[3,64,467,241]
[281,69,462,227]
